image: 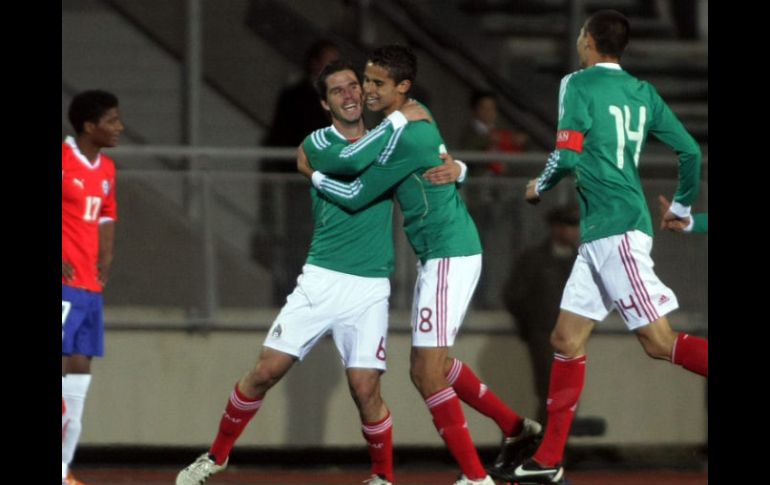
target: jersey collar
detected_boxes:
[595,62,622,70]
[65,136,102,170]
[329,124,367,143]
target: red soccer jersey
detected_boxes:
[61,137,118,292]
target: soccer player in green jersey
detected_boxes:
[299,45,540,485]
[177,60,463,485]
[501,10,708,484]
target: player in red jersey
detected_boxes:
[62,90,123,485]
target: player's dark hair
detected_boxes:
[585,9,630,59]
[314,59,361,101]
[368,45,417,85]
[68,90,119,134]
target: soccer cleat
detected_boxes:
[62,471,87,485]
[452,475,495,485]
[509,458,564,484]
[487,418,543,479]
[362,474,393,485]
[176,453,228,485]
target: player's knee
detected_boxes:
[409,360,433,391]
[409,359,444,393]
[246,363,283,391]
[349,378,379,405]
[636,323,677,360]
[408,364,423,389]
[550,330,582,357]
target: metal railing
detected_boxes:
[101,145,707,334]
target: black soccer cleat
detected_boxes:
[509,458,565,484]
[487,418,543,480]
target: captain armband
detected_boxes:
[555,130,584,153]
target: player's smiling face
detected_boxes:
[363,62,409,115]
[321,69,363,124]
[87,107,124,148]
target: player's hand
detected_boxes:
[296,144,314,180]
[400,99,433,123]
[62,261,74,281]
[423,152,460,185]
[663,219,689,232]
[658,194,691,232]
[97,263,110,287]
[525,178,541,205]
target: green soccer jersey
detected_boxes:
[537,64,702,243]
[302,125,395,277]
[309,113,482,263]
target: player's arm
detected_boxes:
[658,195,707,234]
[61,162,74,282]
[98,221,115,286]
[649,87,702,217]
[98,172,118,286]
[657,194,691,232]
[672,213,707,234]
[312,141,416,212]
[304,111,413,176]
[62,261,74,281]
[528,75,589,204]
[526,148,581,205]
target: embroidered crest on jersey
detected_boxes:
[102,180,110,196]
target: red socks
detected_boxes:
[208,384,263,464]
[534,354,586,467]
[426,387,486,480]
[672,333,708,377]
[447,358,523,437]
[362,412,394,482]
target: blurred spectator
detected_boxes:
[460,91,529,176]
[254,40,340,301]
[262,39,341,171]
[502,200,609,436]
[502,204,580,424]
[461,92,529,308]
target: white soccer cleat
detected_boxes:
[452,474,495,485]
[176,453,228,485]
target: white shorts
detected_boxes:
[264,264,390,370]
[560,230,679,330]
[411,254,482,347]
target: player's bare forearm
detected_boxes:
[98,221,115,286]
